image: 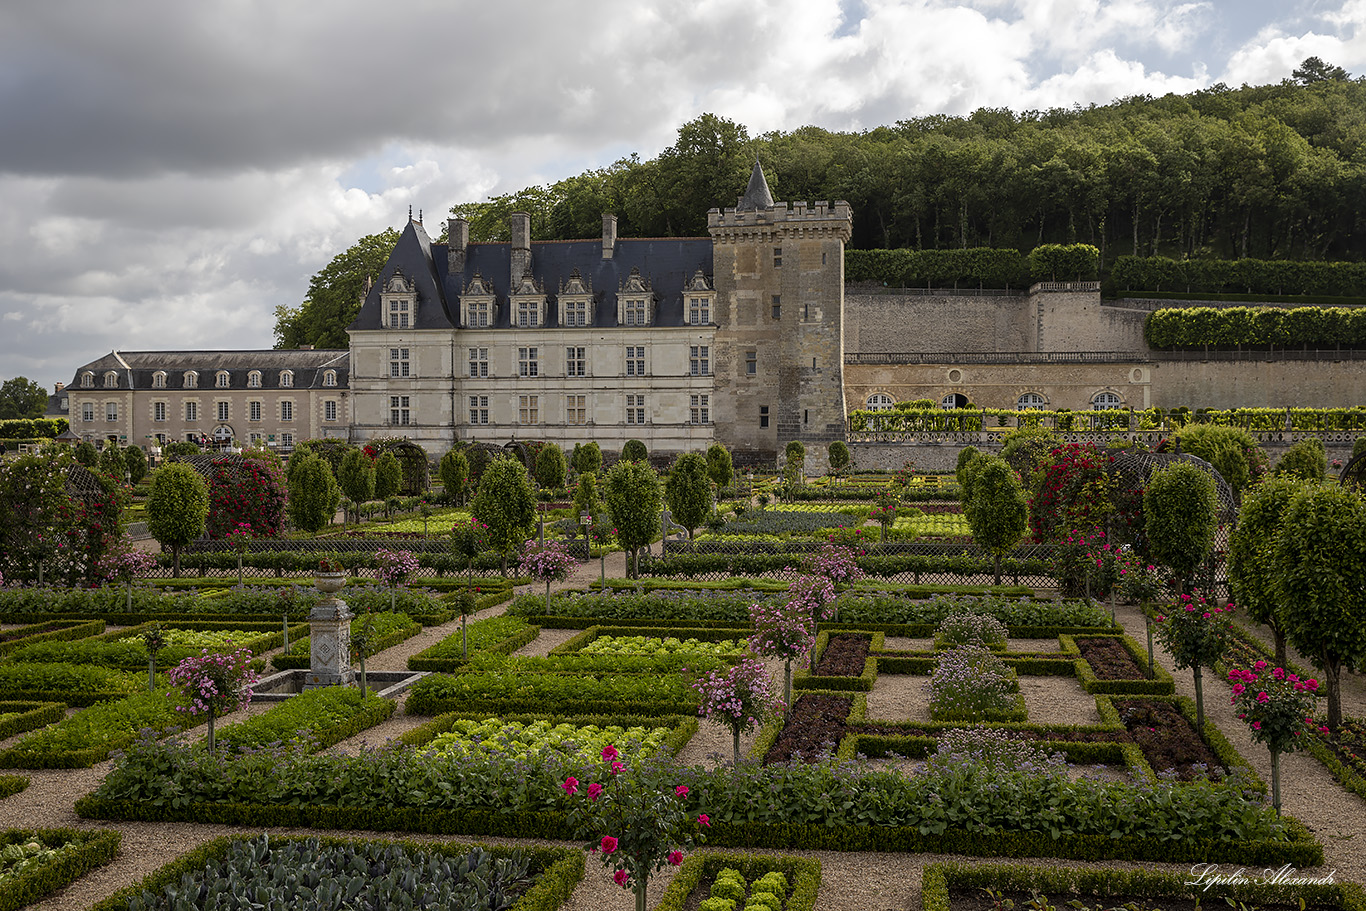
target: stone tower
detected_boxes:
[708,162,853,464]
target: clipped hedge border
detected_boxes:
[217,690,395,755]
[523,615,752,632]
[0,827,122,911]
[81,834,583,911]
[654,850,821,911]
[793,630,882,693]
[272,615,421,670]
[1095,693,1264,793]
[0,776,29,800]
[105,619,308,659]
[1064,633,1177,695]
[399,710,700,759]
[548,625,751,658]
[920,859,1364,911]
[0,619,105,656]
[821,621,1119,638]
[0,686,140,709]
[1305,733,1366,806]
[0,701,65,741]
[73,795,1322,866]
[405,693,696,718]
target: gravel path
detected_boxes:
[4,566,1366,909]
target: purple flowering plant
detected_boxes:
[748,598,815,712]
[167,646,258,754]
[691,657,781,764]
[97,549,159,612]
[927,645,1017,721]
[805,543,863,586]
[521,538,578,612]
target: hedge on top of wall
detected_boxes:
[1114,256,1366,298]
[1145,305,1366,349]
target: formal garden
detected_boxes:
[0,429,1365,910]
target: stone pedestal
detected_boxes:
[305,575,355,689]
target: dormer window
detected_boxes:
[684,270,714,327]
[247,370,262,388]
[323,370,337,387]
[511,273,545,328]
[279,371,293,388]
[104,371,119,388]
[516,298,540,328]
[152,371,167,389]
[688,297,710,326]
[184,371,198,388]
[463,274,495,328]
[216,371,230,388]
[383,271,415,329]
[617,268,652,327]
[559,270,592,328]
[81,372,95,388]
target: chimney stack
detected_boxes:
[602,214,618,259]
[509,212,531,283]
[448,218,468,274]
[54,382,64,392]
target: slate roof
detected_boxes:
[736,161,775,211]
[349,219,714,332]
[67,350,350,391]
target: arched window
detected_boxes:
[216,371,230,388]
[866,393,895,411]
[103,371,119,388]
[1016,392,1047,410]
[1092,391,1123,410]
[184,371,198,388]
[323,370,337,387]
[279,370,293,388]
[80,372,95,388]
[247,370,262,388]
[152,371,167,389]
[941,393,970,410]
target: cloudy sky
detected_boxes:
[3,0,1364,394]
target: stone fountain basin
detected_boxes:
[252,670,428,702]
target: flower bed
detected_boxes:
[405,670,699,717]
[0,828,122,911]
[571,634,747,660]
[12,621,306,671]
[0,620,105,657]
[82,834,581,911]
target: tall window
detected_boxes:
[626,394,645,425]
[563,299,588,327]
[247,371,261,388]
[566,347,586,377]
[185,402,198,422]
[217,401,230,422]
[279,371,293,388]
[690,394,710,425]
[516,299,539,327]
[106,402,118,422]
[248,401,262,422]
[689,346,710,376]
[80,372,94,388]
[518,347,538,377]
[389,348,410,378]
[518,395,539,424]
[390,395,411,425]
[281,433,294,448]
[467,301,490,328]
[469,395,488,424]
[388,298,410,329]
[688,297,710,325]
[623,299,647,326]
[152,372,166,389]
[1017,392,1047,410]
[184,371,198,388]
[745,350,757,376]
[773,247,782,267]
[323,370,337,387]
[625,346,645,377]
[216,371,230,388]
[565,395,587,425]
[82,403,94,422]
[771,295,781,320]
[324,400,338,422]
[759,405,769,428]
[280,401,293,421]
[468,347,488,378]
[154,402,167,422]
[104,371,118,388]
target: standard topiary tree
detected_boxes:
[534,442,568,491]
[572,472,603,527]
[373,451,403,515]
[784,441,806,478]
[665,452,711,540]
[1274,437,1326,482]
[827,440,850,481]
[287,450,340,535]
[963,455,1029,585]
[471,457,537,576]
[438,448,469,505]
[147,462,209,578]
[1275,483,1366,732]
[73,440,98,467]
[621,439,648,464]
[336,448,375,524]
[603,458,662,579]
[1228,476,1303,666]
[706,443,734,492]
[123,446,148,486]
[955,445,980,488]
[574,441,603,475]
[1143,461,1217,593]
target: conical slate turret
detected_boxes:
[736,160,774,211]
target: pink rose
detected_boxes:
[610,761,624,776]
[600,836,618,854]
[697,814,710,827]
[614,868,629,886]
[675,785,689,798]
[668,851,683,866]
[601,744,619,762]
[587,782,603,800]
[561,777,578,796]
[1252,721,1262,730]
[1256,691,1269,704]
[1272,667,1286,681]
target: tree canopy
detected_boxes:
[0,377,48,420]
[274,228,400,350]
